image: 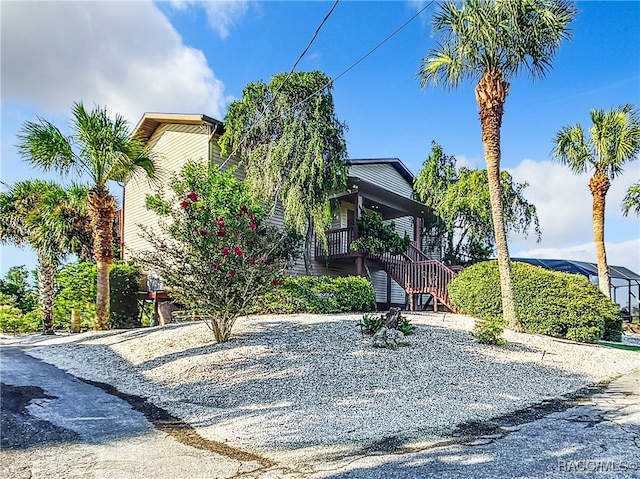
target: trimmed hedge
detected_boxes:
[254,275,376,314]
[448,261,622,343]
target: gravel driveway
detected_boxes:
[6,313,639,464]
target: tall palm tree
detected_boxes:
[552,104,640,298]
[0,180,92,334]
[419,0,576,328]
[622,181,640,217]
[17,102,157,330]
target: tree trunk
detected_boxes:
[589,169,611,298]
[88,186,115,330]
[71,308,81,333]
[37,255,57,335]
[303,218,314,276]
[475,69,519,330]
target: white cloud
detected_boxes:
[507,159,638,247]
[454,154,481,170]
[169,0,249,39]
[1,1,229,123]
[507,158,640,273]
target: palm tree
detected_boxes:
[552,104,640,298]
[17,102,157,330]
[622,181,640,217]
[0,180,92,334]
[418,0,576,328]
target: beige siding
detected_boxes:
[210,139,245,178]
[349,163,413,198]
[123,124,209,261]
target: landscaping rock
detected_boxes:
[372,327,409,349]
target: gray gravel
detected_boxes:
[7,313,640,463]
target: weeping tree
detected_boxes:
[415,141,540,264]
[0,180,92,334]
[418,0,576,328]
[219,71,349,274]
[17,102,157,330]
[552,104,640,298]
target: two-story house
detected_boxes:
[122,113,459,311]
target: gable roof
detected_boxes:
[348,158,414,185]
[132,113,224,144]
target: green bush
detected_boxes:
[448,261,622,343]
[109,262,142,329]
[55,260,143,330]
[472,317,506,345]
[255,275,376,314]
[0,294,41,334]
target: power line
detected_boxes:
[287,1,435,116]
[223,1,434,163]
[221,0,340,166]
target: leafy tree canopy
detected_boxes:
[415,142,541,264]
[0,266,37,314]
[219,70,348,273]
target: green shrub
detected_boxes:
[448,261,622,343]
[472,317,506,345]
[0,296,41,334]
[109,262,142,329]
[55,260,143,330]
[255,275,376,314]
[357,313,384,334]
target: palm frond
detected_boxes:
[419,0,577,89]
[551,123,592,173]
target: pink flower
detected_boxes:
[222,247,230,256]
[234,246,244,257]
[248,223,257,231]
[180,200,190,208]
[199,230,207,237]
[214,264,221,271]
[229,270,237,278]
[247,258,256,265]
[272,279,279,286]
[217,230,226,237]
[187,192,198,202]
[240,205,248,213]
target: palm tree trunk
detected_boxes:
[475,70,519,330]
[89,186,115,330]
[589,169,611,298]
[37,255,57,335]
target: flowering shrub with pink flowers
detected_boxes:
[138,161,301,342]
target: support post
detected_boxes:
[386,274,392,310]
[414,216,421,248]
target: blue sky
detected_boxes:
[1,0,639,278]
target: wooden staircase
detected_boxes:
[372,243,461,312]
[316,229,461,312]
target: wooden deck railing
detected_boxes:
[314,226,357,259]
[316,227,460,311]
[374,252,458,310]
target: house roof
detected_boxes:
[132,113,224,144]
[512,258,640,282]
[338,176,434,221]
[348,158,414,184]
